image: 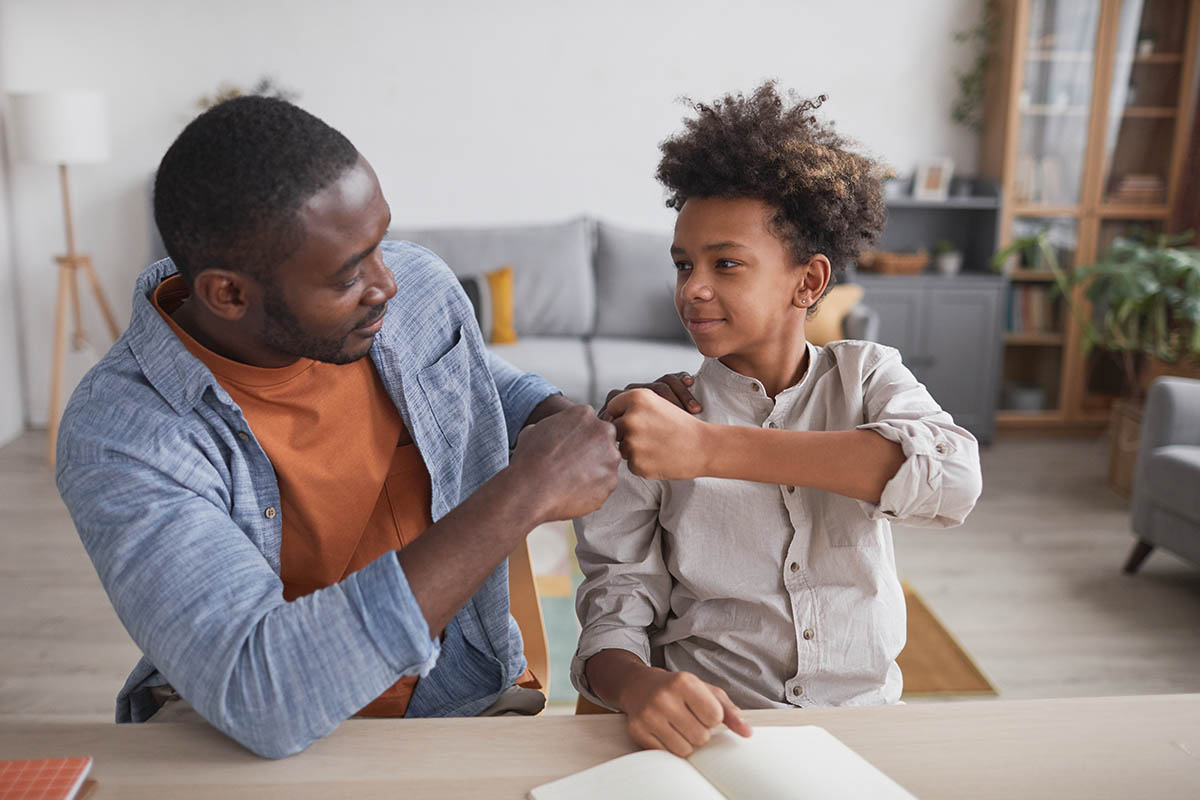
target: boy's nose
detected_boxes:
[682,276,715,302]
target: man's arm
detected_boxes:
[60,406,618,759]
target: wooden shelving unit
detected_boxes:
[981,0,1200,430]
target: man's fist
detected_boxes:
[510,405,620,523]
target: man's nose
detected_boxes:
[363,255,397,304]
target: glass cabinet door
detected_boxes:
[1014,0,1104,206]
[1099,0,1192,206]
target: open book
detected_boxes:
[529,726,915,800]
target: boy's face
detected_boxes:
[671,196,825,363]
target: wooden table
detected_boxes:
[2,695,1198,798]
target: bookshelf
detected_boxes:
[980,0,1200,429]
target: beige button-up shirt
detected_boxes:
[571,340,982,710]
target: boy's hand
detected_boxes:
[606,389,710,481]
[600,372,700,421]
[620,666,752,758]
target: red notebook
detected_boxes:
[0,757,94,800]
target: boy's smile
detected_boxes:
[670,196,829,395]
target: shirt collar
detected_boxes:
[695,341,820,401]
[126,258,226,416]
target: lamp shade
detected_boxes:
[7,90,109,164]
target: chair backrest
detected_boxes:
[507,537,549,698]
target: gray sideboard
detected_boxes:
[854,273,1005,444]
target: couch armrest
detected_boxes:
[843,304,880,342]
[1134,377,1200,528]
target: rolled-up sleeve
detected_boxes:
[570,464,671,710]
[855,350,982,527]
[486,351,560,447]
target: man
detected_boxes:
[55,97,621,758]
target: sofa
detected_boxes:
[1124,377,1200,573]
[389,216,878,407]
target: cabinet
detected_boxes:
[857,275,1006,444]
[981,0,1200,428]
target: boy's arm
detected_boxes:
[608,351,981,525]
[571,466,750,757]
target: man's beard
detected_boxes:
[259,285,378,365]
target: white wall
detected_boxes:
[1,0,983,427]
[0,0,29,445]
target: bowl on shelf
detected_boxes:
[857,249,929,275]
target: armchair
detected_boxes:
[1124,377,1200,573]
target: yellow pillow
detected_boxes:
[805,283,864,346]
[485,265,518,344]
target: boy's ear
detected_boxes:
[793,254,832,309]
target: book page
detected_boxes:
[688,726,916,800]
[528,749,725,800]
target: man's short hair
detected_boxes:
[153,96,359,285]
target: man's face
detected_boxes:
[258,156,396,365]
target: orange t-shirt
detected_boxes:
[153,276,427,716]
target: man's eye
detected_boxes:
[339,276,360,289]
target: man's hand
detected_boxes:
[509,404,620,523]
[606,389,710,481]
[620,665,752,758]
[600,372,700,421]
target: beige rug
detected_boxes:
[899,582,997,698]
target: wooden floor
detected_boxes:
[2,430,1199,720]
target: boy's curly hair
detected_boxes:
[656,82,887,280]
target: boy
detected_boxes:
[571,84,983,757]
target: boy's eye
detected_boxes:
[716,259,740,269]
[674,261,692,271]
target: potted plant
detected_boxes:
[933,240,963,275]
[996,228,1200,493]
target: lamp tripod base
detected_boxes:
[47,253,120,466]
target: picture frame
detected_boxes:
[914,157,955,202]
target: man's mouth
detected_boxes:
[355,308,386,334]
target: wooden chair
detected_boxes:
[506,538,550,699]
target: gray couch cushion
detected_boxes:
[487,337,590,404]
[589,337,703,408]
[391,218,595,337]
[1143,445,1200,523]
[593,220,686,341]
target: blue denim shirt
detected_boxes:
[55,241,559,758]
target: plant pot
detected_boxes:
[935,252,963,275]
[1107,398,1143,498]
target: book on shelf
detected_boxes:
[528,726,914,800]
[1006,285,1058,334]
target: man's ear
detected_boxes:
[191,270,257,321]
[793,254,832,310]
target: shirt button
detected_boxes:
[237,432,250,441]
[750,382,760,392]
[264,506,277,519]
[792,686,803,697]
[767,421,777,428]
[789,562,799,573]
[935,442,948,455]
[803,628,815,640]
[787,486,795,494]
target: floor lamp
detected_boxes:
[8,91,121,465]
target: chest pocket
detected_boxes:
[417,328,472,452]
